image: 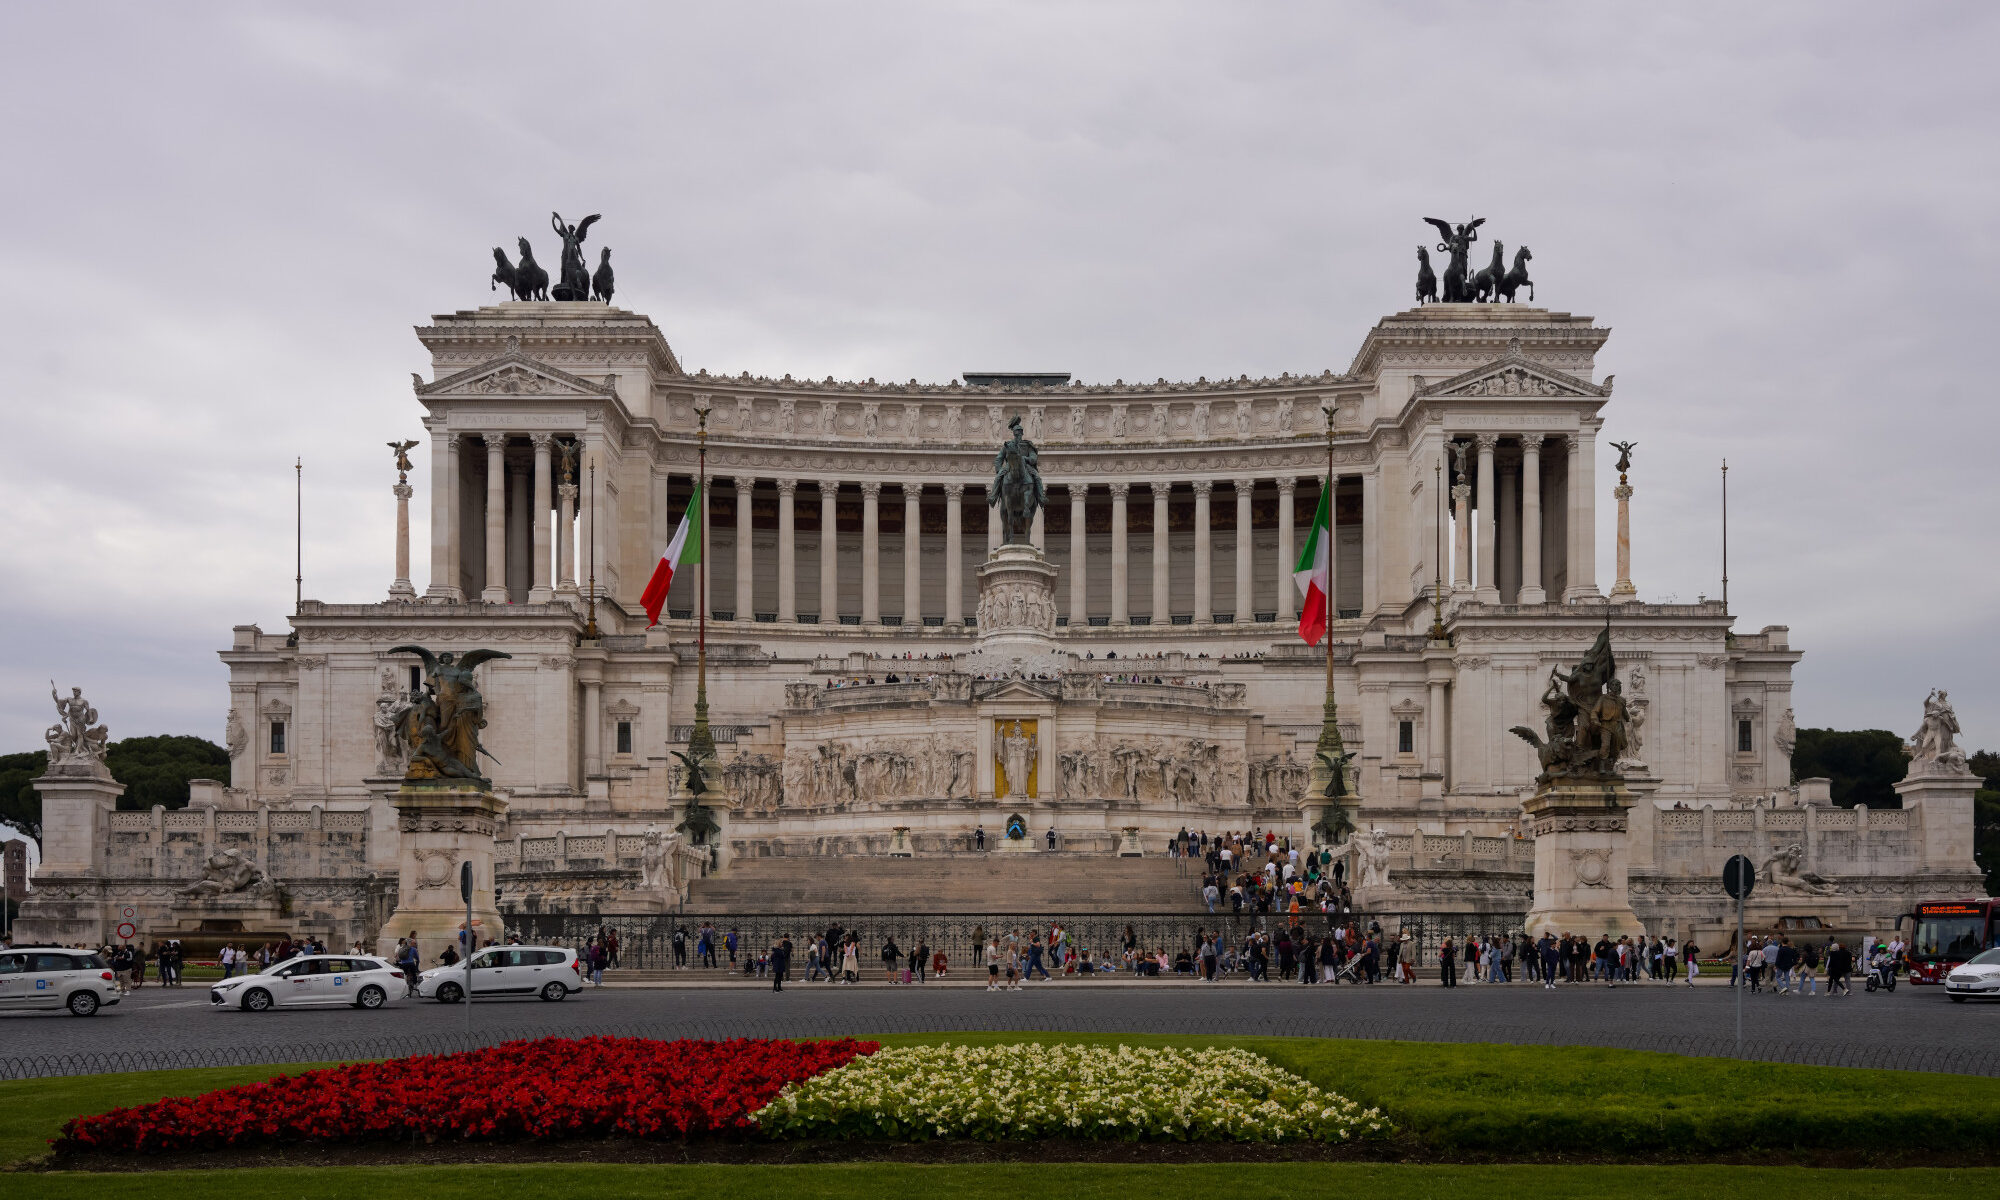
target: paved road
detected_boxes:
[4,978,1996,1077]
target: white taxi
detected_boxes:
[210,954,405,1012]
[0,947,121,1016]
[1944,947,2000,1002]
[418,946,585,1003]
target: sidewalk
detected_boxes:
[590,972,1738,990]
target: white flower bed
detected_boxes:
[751,1043,1391,1142]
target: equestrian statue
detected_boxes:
[989,415,1046,544]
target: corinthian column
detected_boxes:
[1068,485,1087,624]
[556,476,577,593]
[903,484,922,625]
[860,480,882,624]
[1451,453,1472,593]
[390,475,416,601]
[1109,482,1130,626]
[818,479,839,621]
[1192,480,1213,623]
[1518,435,1546,604]
[944,483,965,627]
[1565,427,1601,601]
[1233,478,1254,621]
[529,434,554,602]
[736,477,756,619]
[777,479,798,621]
[1275,478,1296,621]
[425,430,462,602]
[1611,470,1637,604]
[481,433,509,603]
[1474,433,1499,603]
[1150,483,1170,622]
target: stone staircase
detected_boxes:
[684,853,1205,913]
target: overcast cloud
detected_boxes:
[1,3,1994,754]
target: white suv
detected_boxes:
[418,946,585,1003]
[0,947,122,1016]
[209,954,406,1012]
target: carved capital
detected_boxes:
[860,480,882,499]
[1191,479,1214,497]
[904,482,924,500]
[1276,478,1296,496]
[776,478,798,496]
[944,483,966,500]
[528,432,555,451]
[1233,477,1257,494]
[481,431,507,451]
[1564,432,1583,454]
[818,479,841,497]
[1474,433,1499,454]
[1108,482,1131,500]
[1519,432,1546,454]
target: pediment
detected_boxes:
[974,679,1057,703]
[415,339,617,400]
[1418,338,1610,400]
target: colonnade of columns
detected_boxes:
[425,430,582,605]
[1441,429,1595,605]
[676,477,1344,629]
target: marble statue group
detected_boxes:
[45,682,110,771]
[387,645,513,786]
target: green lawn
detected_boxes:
[10,1164,2000,1198]
[3,1033,1996,1186]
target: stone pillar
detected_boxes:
[1109,482,1130,625]
[378,784,507,962]
[481,433,509,602]
[582,677,604,778]
[1150,483,1170,622]
[1360,469,1380,616]
[1610,475,1637,603]
[1275,478,1296,622]
[390,478,416,601]
[425,429,462,601]
[1425,677,1449,778]
[1565,428,1601,601]
[1068,485,1087,624]
[1192,480,1213,622]
[1521,779,1645,940]
[1518,434,1546,604]
[944,483,965,627]
[508,456,531,603]
[1895,764,1985,873]
[861,480,882,624]
[1234,478,1254,620]
[819,479,839,621]
[529,434,554,602]
[903,483,922,624]
[556,479,578,592]
[1451,467,1472,593]
[735,478,756,618]
[772,480,798,621]
[1474,434,1499,603]
[1031,505,1045,552]
[1497,452,1519,604]
[988,492,1002,552]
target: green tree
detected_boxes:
[1977,786,2000,896]
[1790,728,1908,808]
[0,736,229,837]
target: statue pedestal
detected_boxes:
[1894,765,1984,873]
[12,766,125,947]
[961,544,1062,676]
[1520,778,1645,940]
[378,783,506,962]
[1119,827,1144,857]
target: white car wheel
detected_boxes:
[355,984,386,1010]
[436,981,464,1004]
[242,987,273,1012]
[539,981,567,1002]
[67,991,101,1017]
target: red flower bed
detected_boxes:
[56,1036,875,1155]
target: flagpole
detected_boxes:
[1311,405,1346,826]
[1429,456,1446,641]
[584,457,599,639]
[688,399,716,768]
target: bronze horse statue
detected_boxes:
[1415,246,1437,305]
[513,237,550,301]
[491,247,518,297]
[1496,246,1534,303]
[1471,240,1504,302]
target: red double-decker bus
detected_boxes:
[1906,899,2000,984]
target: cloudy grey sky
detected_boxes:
[2,3,1994,753]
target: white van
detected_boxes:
[0,947,122,1016]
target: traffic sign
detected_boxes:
[120,906,136,920]
[1722,854,1756,901]
[115,922,136,940]
[459,860,474,903]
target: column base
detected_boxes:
[388,580,418,601]
[423,585,465,604]
[1475,586,1500,604]
[1608,582,1638,604]
[1563,587,1605,604]
[480,586,511,603]
[1517,585,1547,605]
[528,585,556,603]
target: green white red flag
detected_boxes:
[641,481,702,627]
[1292,484,1332,645]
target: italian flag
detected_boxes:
[641,481,702,627]
[1292,483,1332,645]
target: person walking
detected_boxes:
[1683,938,1701,986]
[882,935,902,984]
[1826,940,1852,996]
[911,937,929,983]
[840,936,860,984]
[985,938,1002,992]
[1439,937,1458,988]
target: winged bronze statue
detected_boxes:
[387,645,512,784]
[1423,216,1485,302]
[387,439,419,476]
[1610,440,1637,475]
[669,750,711,797]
